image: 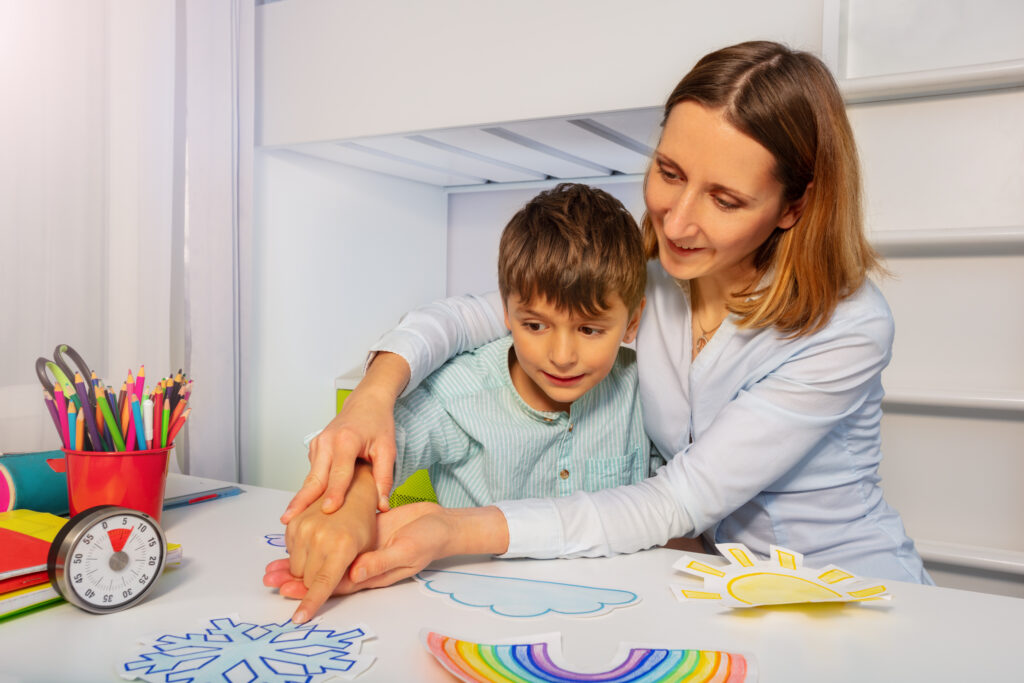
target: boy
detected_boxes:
[389,182,650,506]
[268,183,651,620]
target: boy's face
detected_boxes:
[504,292,644,413]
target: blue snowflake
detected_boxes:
[265,533,286,548]
[122,616,373,682]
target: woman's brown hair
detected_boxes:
[641,41,882,337]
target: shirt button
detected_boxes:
[559,469,569,480]
[544,418,553,422]
[568,424,573,432]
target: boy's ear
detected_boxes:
[503,304,512,331]
[622,297,646,343]
[778,181,812,230]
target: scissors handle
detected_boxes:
[35,357,74,396]
[54,344,96,405]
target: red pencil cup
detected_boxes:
[48,446,172,522]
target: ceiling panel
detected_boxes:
[498,118,652,175]
[353,135,540,184]
[424,127,605,179]
[291,142,484,186]
[278,106,660,187]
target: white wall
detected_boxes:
[853,88,1024,597]
[257,0,823,145]
[245,150,445,489]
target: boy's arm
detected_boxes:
[391,384,474,487]
[282,352,410,523]
[264,462,378,623]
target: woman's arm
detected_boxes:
[495,301,895,559]
[350,300,894,578]
[282,292,507,522]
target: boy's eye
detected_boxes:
[523,321,545,332]
[579,326,603,336]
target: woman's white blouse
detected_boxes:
[369,261,932,584]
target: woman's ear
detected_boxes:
[622,297,646,343]
[778,181,813,230]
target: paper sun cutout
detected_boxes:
[415,569,639,618]
[671,543,891,607]
[422,630,750,682]
[120,615,373,682]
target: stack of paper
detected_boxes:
[0,510,65,619]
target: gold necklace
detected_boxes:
[694,317,723,355]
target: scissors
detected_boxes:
[35,343,97,404]
[36,344,105,451]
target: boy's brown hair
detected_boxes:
[498,183,646,317]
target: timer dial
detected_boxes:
[47,505,167,613]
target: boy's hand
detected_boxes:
[266,464,378,623]
[280,353,411,523]
[262,502,445,611]
[346,503,511,589]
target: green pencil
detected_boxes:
[96,385,125,452]
[160,400,171,448]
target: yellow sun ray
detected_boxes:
[671,543,892,608]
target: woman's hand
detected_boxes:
[264,464,378,623]
[347,503,511,588]
[280,353,411,523]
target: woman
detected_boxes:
[275,41,931,610]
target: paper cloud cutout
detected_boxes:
[415,570,639,618]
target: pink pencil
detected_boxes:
[134,365,146,402]
[125,391,137,451]
[54,385,69,449]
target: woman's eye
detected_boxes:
[656,163,681,181]
[713,195,741,210]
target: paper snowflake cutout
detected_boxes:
[121,615,374,682]
[265,533,286,548]
[671,543,891,607]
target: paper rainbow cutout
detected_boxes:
[422,631,749,682]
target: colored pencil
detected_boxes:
[134,365,146,402]
[143,398,154,449]
[131,395,146,452]
[120,386,132,439]
[117,381,127,419]
[43,390,62,436]
[97,385,125,452]
[74,409,85,450]
[153,381,165,449]
[125,394,137,451]
[73,372,102,452]
[67,403,77,452]
[169,398,187,428]
[54,385,69,449]
[166,407,190,445]
[160,398,171,448]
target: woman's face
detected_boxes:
[644,101,803,293]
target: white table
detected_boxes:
[1,478,1022,682]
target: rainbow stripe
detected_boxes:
[423,631,748,682]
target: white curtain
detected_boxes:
[0,0,253,483]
